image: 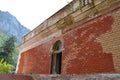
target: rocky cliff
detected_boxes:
[0,10,30,43]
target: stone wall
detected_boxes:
[30,74,120,80]
[1,74,120,80]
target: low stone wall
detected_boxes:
[31,74,120,80]
[0,74,120,80]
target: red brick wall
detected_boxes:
[17,5,120,74]
[0,74,33,80]
[17,41,52,74]
[18,16,116,74]
[62,16,115,74]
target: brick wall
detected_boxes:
[62,16,115,74]
[17,36,63,74]
[96,8,120,73]
[0,74,33,80]
[17,0,120,74]
[17,41,52,74]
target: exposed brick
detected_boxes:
[17,0,120,75]
[18,41,52,74]
[62,16,115,74]
[0,74,33,80]
[96,8,120,73]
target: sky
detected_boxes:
[0,0,72,30]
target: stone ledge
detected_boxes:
[30,74,120,80]
[0,74,120,80]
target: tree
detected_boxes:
[0,36,17,66]
[0,59,14,73]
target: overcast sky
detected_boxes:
[0,0,72,30]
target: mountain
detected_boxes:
[0,10,30,43]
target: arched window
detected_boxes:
[51,40,63,74]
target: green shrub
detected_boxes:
[0,59,14,73]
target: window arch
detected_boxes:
[52,40,63,53]
[51,40,63,74]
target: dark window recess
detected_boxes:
[51,52,62,74]
[51,40,62,74]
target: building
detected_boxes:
[16,0,120,74]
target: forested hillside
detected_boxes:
[0,32,7,46]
